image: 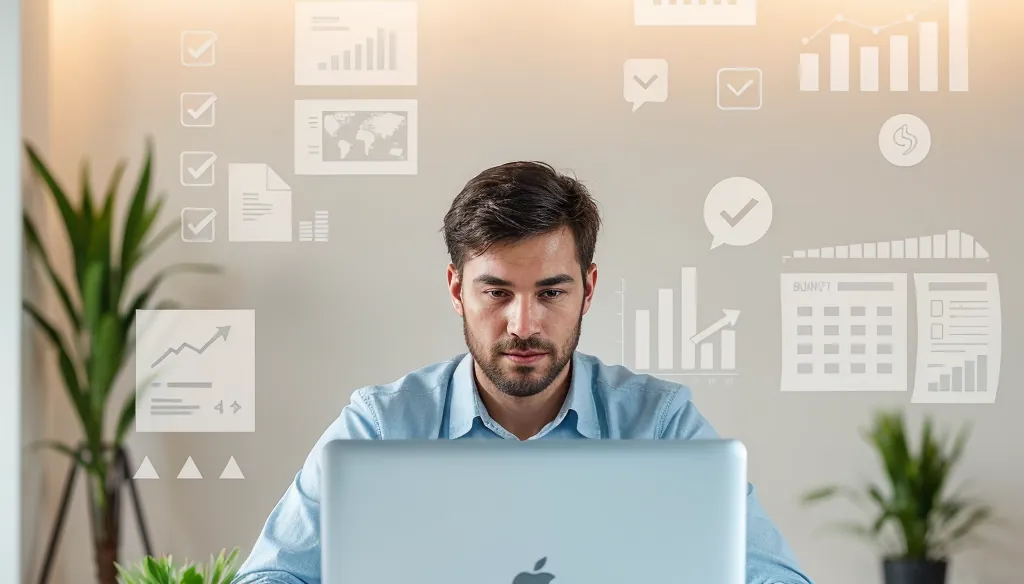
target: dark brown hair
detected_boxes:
[441,161,602,279]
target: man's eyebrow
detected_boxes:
[472,273,576,287]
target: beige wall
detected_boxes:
[23,0,1024,583]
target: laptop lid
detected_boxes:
[321,439,747,584]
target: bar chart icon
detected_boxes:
[618,267,740,378]
[295,1,417,86]
[798,0,968,92]
[782,230,990,262]
[298,210,329,243]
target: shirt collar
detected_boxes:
[447,351,601,440]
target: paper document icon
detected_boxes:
[228,163,293,242]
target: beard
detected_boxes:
[463,307,583,398]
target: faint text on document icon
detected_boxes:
[634,0,756,26]
[228,163,293,242]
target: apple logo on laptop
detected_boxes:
[513,557,554,584]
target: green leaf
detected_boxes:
[81,261,106,332]
[120,138,154,277]
[22,302,92,436]
[22,213,81,331]
[24,141,84,283]
[180,566,203,584]
[89,313,122,414]
[114,391,137,447]
[27,440,87,468]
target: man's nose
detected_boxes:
[507,296,542,339]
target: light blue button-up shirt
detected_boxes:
[233,351,815,584]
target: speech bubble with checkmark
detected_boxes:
[623,58,668,113]
[703,176,773,250]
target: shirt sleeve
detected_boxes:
[658,391,816,584]
[232,390,380,584]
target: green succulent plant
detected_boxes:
[802,410,991,561]
[114,548,240,584]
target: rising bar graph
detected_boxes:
[781,230,990,262]
[798,0,969,93]
[617,268,741,378]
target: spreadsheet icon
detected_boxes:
[634,0,756,26]
[780,273,908,391]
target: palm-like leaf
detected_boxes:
[21,137,220,507]
[801,410,992,561]
[114,548,240,584]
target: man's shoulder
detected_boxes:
[576,352,696,434]
[344,354,465,438]
[352,354,462,404]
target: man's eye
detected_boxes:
[485,290,508,298]
[541,290,564,299]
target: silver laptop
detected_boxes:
[321,439,747,584]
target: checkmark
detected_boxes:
[720,198,759,227]
[633,74,659,90]
[181,31,217,66]
[726,80,754,96]
[187,154,217,179]
[188,210,216,235]
[187,36,217,59]
[181,208,217,242]
[187,95,217,118]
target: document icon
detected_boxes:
[228,163,293,242]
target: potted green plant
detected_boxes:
[23,137,219,584]
[115,548,240,584]
[802,410,992,584]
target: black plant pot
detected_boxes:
[883,558,948,584]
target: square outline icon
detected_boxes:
[180,151,217,186]
[180,207,217,242]
[716,67,763,111]
[180,92,217,127]
[180,30,217,67]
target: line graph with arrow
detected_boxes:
[617,267,742,383]
[136,309,255,433]
[151,325,231,368]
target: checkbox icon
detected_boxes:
[717,68,762,111]
[180,151,217,186]
[181,208,217,242]
[180,92,218,127]
[181,31,217,66]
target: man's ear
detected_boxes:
[582,263,598,315]
[447,264,464,316]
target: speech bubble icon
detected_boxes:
[623,59,668,113]
[703,177,773,250]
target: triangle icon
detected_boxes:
[133,456,159,480]
[219,456,245,480]
[177,456,203,479]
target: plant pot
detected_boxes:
[883,558,948,584]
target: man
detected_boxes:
[233,162,814,584]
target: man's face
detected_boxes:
[447,227,598,398]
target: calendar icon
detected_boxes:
[780,273,908,392]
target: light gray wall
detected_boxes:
[34,0,1024,583]
[2,0,23,581]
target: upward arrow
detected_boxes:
[151,326,231,368]
[689,309,741,345]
